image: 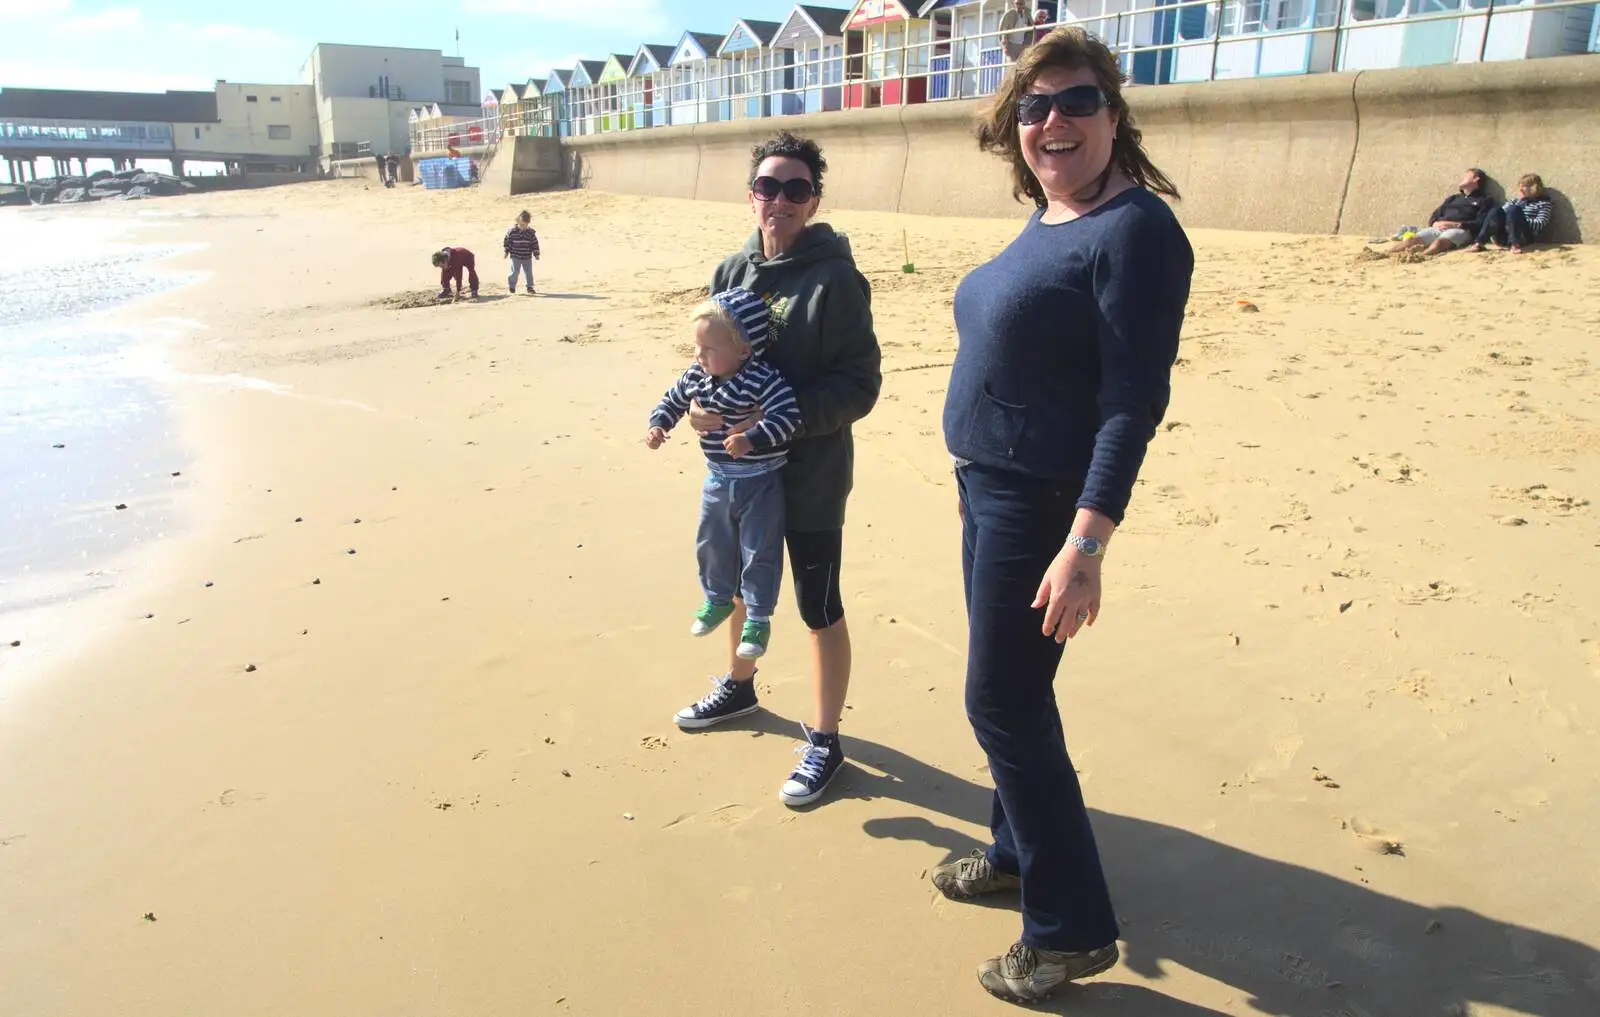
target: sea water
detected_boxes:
[0,211,203,668]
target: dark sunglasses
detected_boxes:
[1016,84,1111,126]
[751,175,816,203]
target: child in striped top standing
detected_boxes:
[503,210,541,294]
[646,288,802,660]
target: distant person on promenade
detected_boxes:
[1471,173,1553,254]
[934,27,1192,1003]
[503,210,541,294]
[1033,8,1052,42]
[385,154,400,187]
[1388,168,1497,257]
[432,246,479,300]
[645,288,803,662]
[670,130,881,810]
[1000,0,1033,62]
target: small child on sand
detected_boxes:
[1471,173,1554,254]
[431,246,479,300]
[646,288,802,659]
[503,211,541,295]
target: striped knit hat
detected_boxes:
[710,287,773,357]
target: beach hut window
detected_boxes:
[907,22,932,74]
[885,28,904,77]
[1410,0,1459,12]
[1351,0,1406,18]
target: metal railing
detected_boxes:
[426,0,1598,143]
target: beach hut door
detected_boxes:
[958,10,982,97]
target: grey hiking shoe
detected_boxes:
[931,849,1021,900]
[977,941,1119,1003]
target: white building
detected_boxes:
[174,82,319,170]
[300,43,482,167]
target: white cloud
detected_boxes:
[50,6,141,34]
[169,21,297,49]
[0,59,213,93]
[8,0,72,21]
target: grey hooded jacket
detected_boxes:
[711,223,882,531]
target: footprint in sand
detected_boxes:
[1343,816,1405,856]
[1396,580,1461,605]
[661,803,757,830]
[1491,483,1591,515]
[1350,453,1420,484]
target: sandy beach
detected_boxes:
[2,178,1598,1015]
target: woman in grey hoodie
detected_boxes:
[671,131,882,809]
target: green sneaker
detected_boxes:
[690,600,734,637]
[735,619,771,659]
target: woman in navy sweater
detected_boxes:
[934,26,1193,1004]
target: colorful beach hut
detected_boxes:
[1335,0,1595,71]
[481,90,501,137]
[841,0,935,109]
[718,19,792,120]
[596,54,634,131]
[523,79,552,137]
[666,30,731,126]
[771,5,851,114]
[493,82,528,136]
[625,44,677,129]
[543,68,575,138]
[918,0,1006,101]
[568,59,607,136]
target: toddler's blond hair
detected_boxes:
[688,299,749,349]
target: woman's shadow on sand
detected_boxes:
[719,711,1600,1016]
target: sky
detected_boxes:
[0,0,837,98]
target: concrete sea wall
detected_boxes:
[534,55,1597,244]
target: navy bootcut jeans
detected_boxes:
[957,461,1120,953]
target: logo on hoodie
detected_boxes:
[761,293,792,344]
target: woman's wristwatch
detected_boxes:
[1066,533,1105,557]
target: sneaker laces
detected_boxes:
[1002,942,1038,977]
[691,675,737,713]
[955,850,994,881]
[789,723,832,784]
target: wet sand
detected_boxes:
[1,179,1597,1015]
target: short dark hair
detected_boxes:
[749,131,827,197]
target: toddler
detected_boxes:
[647,288,802,659]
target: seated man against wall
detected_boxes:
[1389,168,1498,257]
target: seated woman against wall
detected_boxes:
[1471,173,1554,254]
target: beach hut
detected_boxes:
[841,0,935,109]
[919,0,1013,100]
[596,54,634,132]
[481,90,501,137]
[493,83,530,136]
[520,80,551,137]
[625,44,677,128]
[543,69,575,138]
[1167,0,1338,81]
[666,30,731,126]
[1336,0,1598,70]
[568,59,607,136]
[718,19,794,120]
[771,5,851,114]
